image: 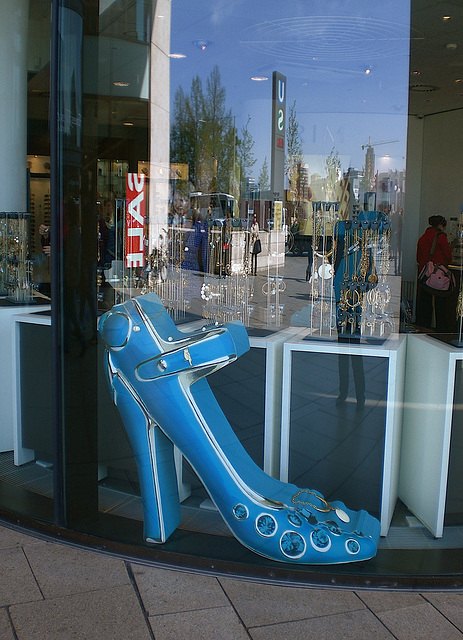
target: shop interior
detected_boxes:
[1,0,463,583]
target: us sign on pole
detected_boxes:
[271,71,286,201]
[125,173,145,268]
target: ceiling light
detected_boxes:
[123,122,134,126]
[113,81,130,87]
[442,15,452,21]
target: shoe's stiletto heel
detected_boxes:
[106,360,181,542]
[99,292,381,564]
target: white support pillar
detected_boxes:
[0,0,29,212]
[149,0,171,252]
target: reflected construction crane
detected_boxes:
[361,139,400,191]
[361,138,399,150]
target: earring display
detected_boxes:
[307,204,337,337]
[98,291,381,563]
[143,221,258,325]
[201,273,255,325]
[294,209,396,341]
[265,226,286,328]
[334,214,394,341]
[264,275,285,326]
[0,212,33,303]
[142,243,191,321]
[292,203,337,338]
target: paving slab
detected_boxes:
[9,584,152,640]
[131,564,229,616]
[355,590,425,613]
[424,593,463,633]
[0,547,43,607]
[0,608,16,639]
[377,601,463,640]
[0,524,44,550]
[22,542,130,599]
[149,605,250,640]
[219,577,365,627]
[248,608,396,640]
[4,524,463,640]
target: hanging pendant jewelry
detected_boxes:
[335,507,350,523]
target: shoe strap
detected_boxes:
[136,325,242,380]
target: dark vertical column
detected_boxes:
[50,0,99,530]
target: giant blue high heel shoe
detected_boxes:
[98,292,380,564]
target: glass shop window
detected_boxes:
[161,1,410,339]
[95,0,412,554]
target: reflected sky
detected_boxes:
[170,0,410,177]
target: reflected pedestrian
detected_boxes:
[250,214,261,275]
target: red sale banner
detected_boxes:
[125,173,145,268]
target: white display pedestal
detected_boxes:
[0,303,50,455]
[280,333,406,536]
[248,329,299,477]
[399,333,463,537]
[11,309,51,464]
[178,321,297,479]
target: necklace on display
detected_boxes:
[291,490,350,523]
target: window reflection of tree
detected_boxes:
[170,66,240,196]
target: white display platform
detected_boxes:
[280,332,406,536]
[399,333,463,537]
[11,309,51,465]
[249,328,300,477]
[0,303,50,455]
[178,320,297,478]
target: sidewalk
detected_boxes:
[1,522,463,640]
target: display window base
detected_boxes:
[2,451,463,589]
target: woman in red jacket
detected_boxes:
[416,215,453,332]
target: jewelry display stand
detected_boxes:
[0,212,33,302]
[335,215,394,342]
[294,212,396,342]
[280,332,406,536]
[306,204,336,338]
[200,273,255,326]
[290,204,337,337]
[399,333,463,537]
